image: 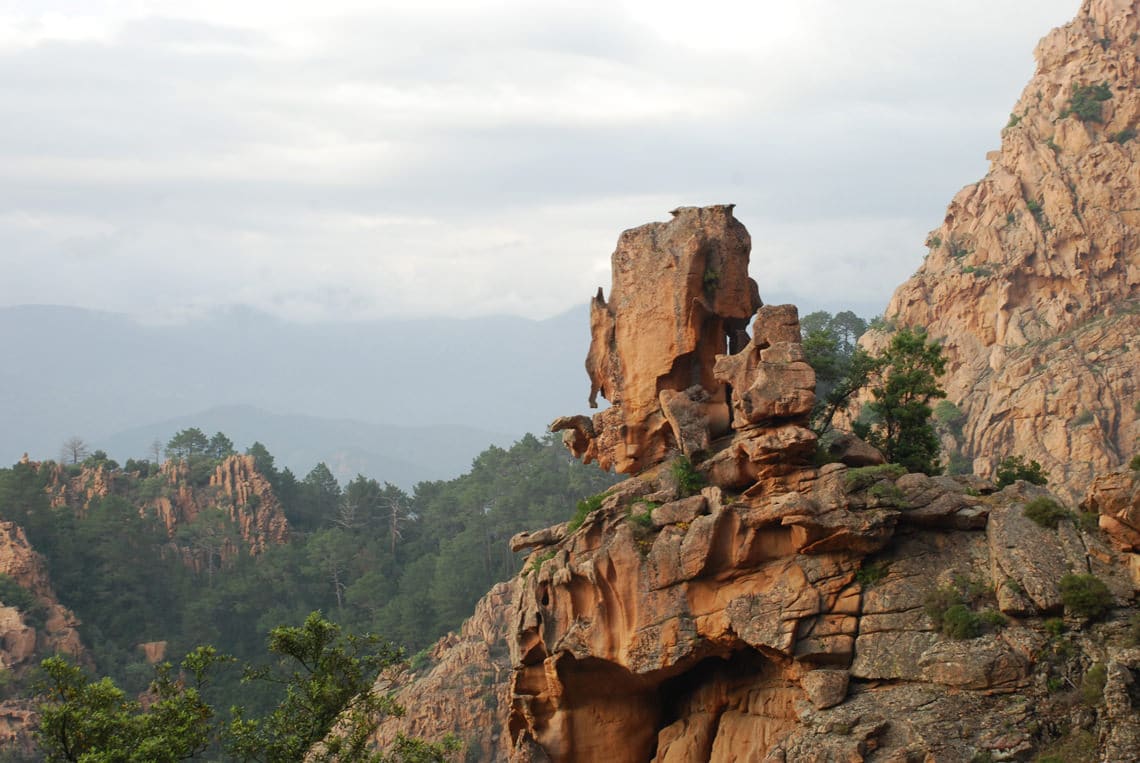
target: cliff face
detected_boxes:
[0,520,88,756]
[371,205,1140,761]
[874,0,1140,498]
[149,454,289,558]
[42,454,289,562]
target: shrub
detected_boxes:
[1023,497,1071,529]
[1112,127,1137,143]
[568,492,606,532]
[868,481,907,506]
[670,455,706,497]
[1077,511,1100,533]
[855,561,889,587]
[528,550,556,576]
[1060,573,1113,620]
[845,464,907,492]
[1007,113,1022,128]
[924,584,965,631]
[1073,409,1095,426]
[1026,198,1044,220]
[1036,729,1097,763]
[1044,617,1066,637]
[1080,663,1107,706]
[1061,82,1112,122]
[942,604,983,639]
[934,400,965,435]
[995,455,1049,488]
[0,574,45,628]
[1130,454,1140,471]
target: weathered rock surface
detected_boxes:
[552,205,763,474]
[369,194,1140,760]
[0,520,89,757]
[868,0,1140,501]
[149,454,290,559]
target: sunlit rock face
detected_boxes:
[553,205,772,475]
[865,0,1140,500]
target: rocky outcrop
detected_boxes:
[371,583,516,761]
[148,454,289,558]
[552,205,763,474]
[0,520,89,757]
[0,521,87,670]
[368,203,1140,762]
[870,0,1140,499]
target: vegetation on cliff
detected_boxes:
[0,430,615,756]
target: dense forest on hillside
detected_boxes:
[0,431,617,722]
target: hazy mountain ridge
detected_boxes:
[1,304,590,484]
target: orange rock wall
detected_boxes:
[874,0,1140,498]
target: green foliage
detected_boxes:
[864,327,947,475]
[1060,574,1113,621]
[166,428,210,461]
[867,481,906,506]
[855,561,889,587]
[1080,662,1107,706]
[1077,511,1100,534]
[1060,81,1112,122]
[0,574,45,627]
[1044,618,1066,637]
[568,492,606,532]
[670,455,706,497]
[528,550,555,576]
[35,648,225,763]
[1129,453,1140,471]
[941,604,983,639]
[948,239,970,259]
[1007,112,1022,128]
[226,612,408,762]
[34,616,455,763]
[933,401,965,436]
[800,310,872,435]
[927,235,942,249]
[923,577,1003,639]
[1073,409,1095,426]
[1026,198,1044,221]
[1023,497,1071,529]
[946,451,972,476]
[1045,136,1060,153]
[1035,729,1097,762]
[961,265,992,277]
[1111,127,1137,143]
[995,455,1049,488]
[845,464,906,492]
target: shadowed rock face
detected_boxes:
[868,0,1140,499]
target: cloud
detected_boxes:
[0,0,1079,322]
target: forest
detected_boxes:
[0,308,959,759]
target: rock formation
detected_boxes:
[869,0,1140,498]
[40,454,289,563]
[148,454,290,558]
[370,203,1140,761]
[0,520,88,757]
[551,205,765,474]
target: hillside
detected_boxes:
[367,193,1140,760]
[869,0,1140,500]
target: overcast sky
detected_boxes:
[1,0,1079,323]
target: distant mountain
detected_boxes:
[0,304,592,482]
[98,405,514,489]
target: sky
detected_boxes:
[1,0,1080,324]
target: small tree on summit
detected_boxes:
[165,428,210,461]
